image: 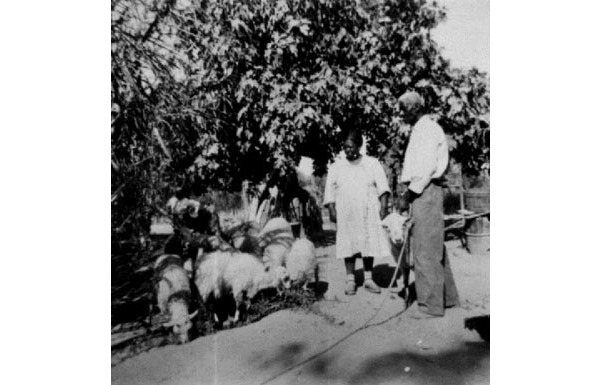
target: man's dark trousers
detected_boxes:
[411,182,460,316]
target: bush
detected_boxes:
[112,0,489,243]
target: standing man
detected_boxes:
[399,91,460,319]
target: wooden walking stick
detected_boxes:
[403,203,414,305]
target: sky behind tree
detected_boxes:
[432,0,490,73]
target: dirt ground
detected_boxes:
[111,236,489,385]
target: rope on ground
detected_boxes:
[258,218,413,385]
[257,306,410,385]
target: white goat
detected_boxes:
[285,238,318,289]
[258,217,293,238]
[223,252,291,322]
[381,212,412,292]
[154,254,198,343]
[262,237,295,268]
[195,250,291,324]
[381,212,410,249]
[195,250,234,305]
[258,217,295,268]
[194,250,235,324]
[227,221,262,255]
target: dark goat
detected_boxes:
[464,315,490,341]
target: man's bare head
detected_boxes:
[398,91,424,125]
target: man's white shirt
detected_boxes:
[400,115,449,194]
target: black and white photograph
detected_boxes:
[111,0,490,383]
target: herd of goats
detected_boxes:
[152,195,408,344]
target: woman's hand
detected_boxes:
[379,192,390,220]
[380,207,388,220]
[327,203,337,223]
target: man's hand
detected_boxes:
[402,189,418,204]
[408,189,419,203]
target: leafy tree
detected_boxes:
[111,0,489,239]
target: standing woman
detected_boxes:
[324,129,391,295]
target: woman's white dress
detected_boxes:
[323,155,392,259]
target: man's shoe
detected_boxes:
[345,280,357,295]
[363,279,382,294]
[408,306,443,320]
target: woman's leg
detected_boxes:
[344,256,356,276]
[363,257,381,293]
[344,255,357,295]
[363,256,374,272]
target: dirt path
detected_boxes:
[111,240,489,385]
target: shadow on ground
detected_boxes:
[302,341,490,385]
[308,281,329,298]
[353,264,414,299]
[372,264,399,288]
[251,341,308,370]
[251,331,488,385]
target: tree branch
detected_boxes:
[152,125,172,161]
[142,0,177,43]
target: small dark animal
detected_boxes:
[464,315,490,341]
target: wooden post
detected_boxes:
[459,163,465,213]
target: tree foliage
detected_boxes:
[111,0,490,238]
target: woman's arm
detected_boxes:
[323,163,337,222]
[379,192,390,220]
[327,202,337,223]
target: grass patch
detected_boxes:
[111,286,320,367]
